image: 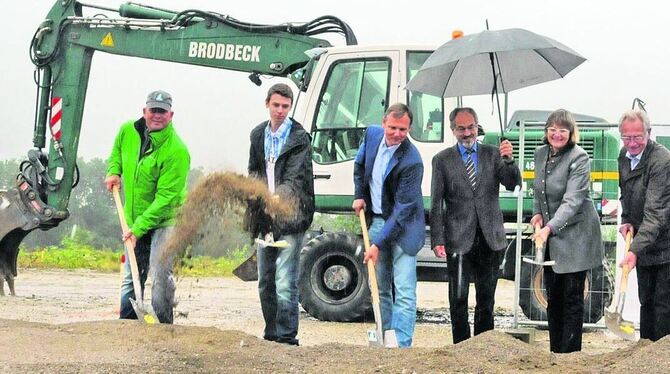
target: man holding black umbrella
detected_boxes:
[430,107,520,344]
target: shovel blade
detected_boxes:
[233,249,259,281]
[367,329,384,347]
[367,329,400,348]
[367,303,385,347]
[522,257,556,266]
[254,238,289,248]
[383,330,399,348]
[604,308,637,341]
[129,297,158,325]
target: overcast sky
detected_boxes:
[2,0,668,171]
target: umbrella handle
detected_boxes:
[499,135,513,161]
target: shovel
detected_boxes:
[233,234,289,282]
[522,223,556,266]
[112,185,158,324]
[605,231,637,341]
[358,210,398,348]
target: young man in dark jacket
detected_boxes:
[618,109,670,341]
[248,83,315,346]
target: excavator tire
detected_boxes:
[519,261,613,323]
[299,232,371,322]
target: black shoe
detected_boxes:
[276,337,299,346]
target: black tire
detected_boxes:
[584,262,614,323]
[299,232,371,321]
[519,263,548,321]
[519,261,613,323]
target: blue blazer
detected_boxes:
[353,126,425,255]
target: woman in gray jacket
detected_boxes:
[530,109,604,353]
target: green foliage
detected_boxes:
[17,234,252,277]
[18,237,121,272]
[311,212,361,234]
[178,245,251,277]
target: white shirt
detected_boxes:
[370,137,400,214]
[626,148,645,170]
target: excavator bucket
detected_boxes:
[0,189,35,279]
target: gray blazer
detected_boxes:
[619,140,670,266]
[431,143,521,254]
[533,144,603,274]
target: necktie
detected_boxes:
[465,148,477,189]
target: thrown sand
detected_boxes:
[162,172,296,263]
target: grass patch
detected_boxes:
[18,239,121,272]
[178,246,251,277]
[17,238,250,277]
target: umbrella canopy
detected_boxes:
[405,28,586,98]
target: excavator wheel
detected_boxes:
[299,232,371,322]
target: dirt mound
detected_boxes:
[2,318,670,373]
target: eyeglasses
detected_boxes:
[547,127,570,135]
[454,124,477,133]
[149,107,168,114]
[621,135,646,143]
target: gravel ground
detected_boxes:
[0,269,660,373]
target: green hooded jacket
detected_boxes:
[106,118,190,239]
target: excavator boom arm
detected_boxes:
[0,0,356,276]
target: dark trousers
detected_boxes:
[544,265,586,353]
[637,262,670,341]
[447,229,501,344]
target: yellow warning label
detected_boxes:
[101,32,115,47]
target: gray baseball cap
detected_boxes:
[146,90,172,111]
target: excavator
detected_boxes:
[0,0,357,283]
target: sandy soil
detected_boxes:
[0,269,663,373]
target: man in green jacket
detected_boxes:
[105,90,190,324]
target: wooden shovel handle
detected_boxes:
[358,210,380,303]
[620,231,633,294]
[533,223,544,249]
[112,186,130,234]
[112,186,144,303]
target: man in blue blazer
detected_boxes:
[352,103,425,348]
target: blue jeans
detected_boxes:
[257,232,303,345]
[120,227,176,323]
[368,217,417,348]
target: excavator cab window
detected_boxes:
[407,51,444,143]
[311,58,390,164]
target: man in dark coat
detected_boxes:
[430,107,520,344]
[618,109,670,342]
[248,83,315,346]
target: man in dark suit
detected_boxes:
[618,109,670,342]
[430,107,521,344]
[353,103,425,348]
